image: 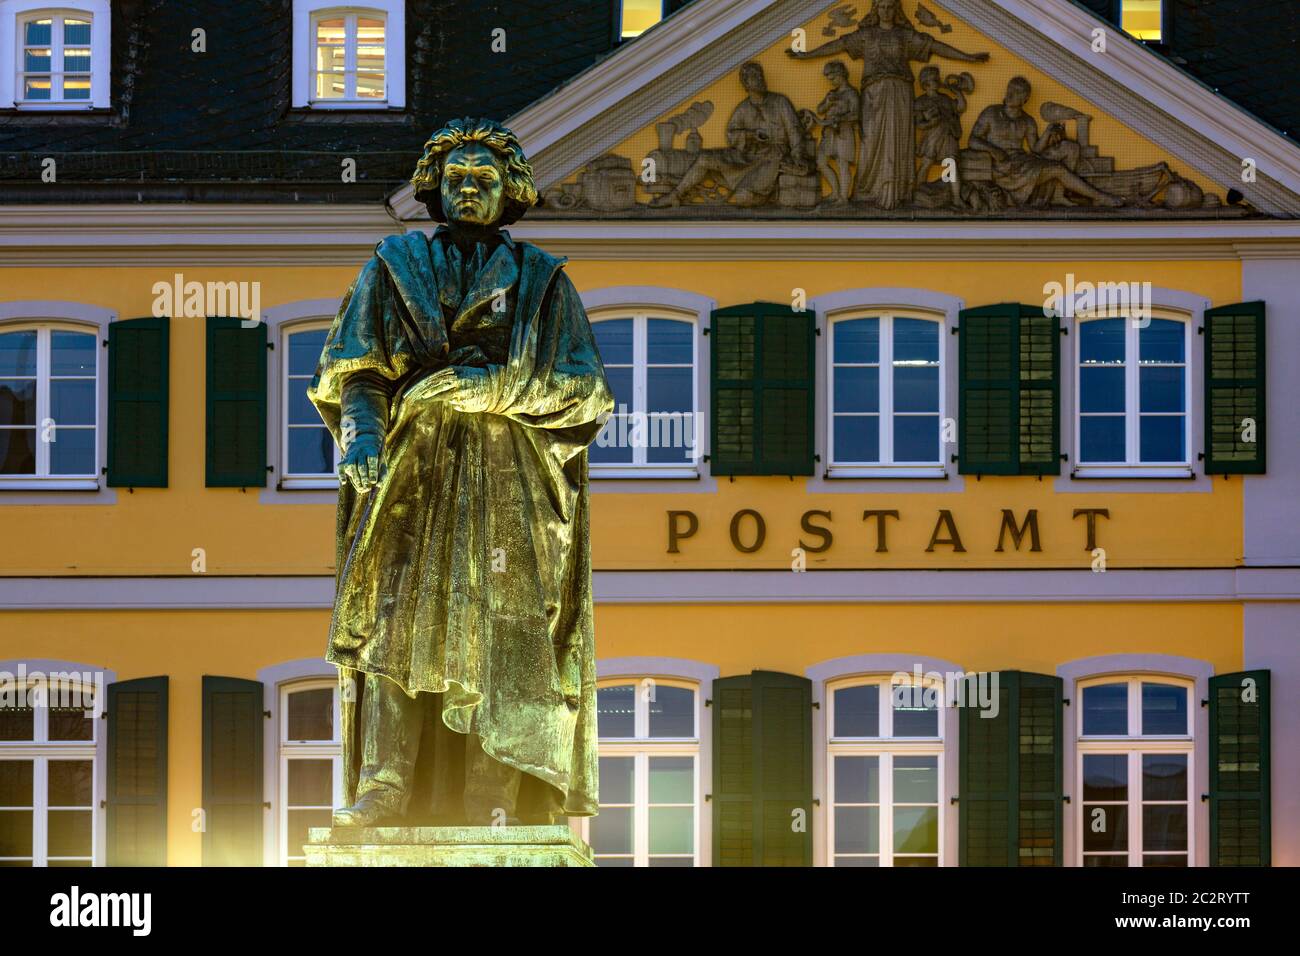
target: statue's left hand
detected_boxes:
[404,366,495,414]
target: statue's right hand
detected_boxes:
[339,433,383,492]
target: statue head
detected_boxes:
[1004,76,1032,113]
[739,62,768,97]
[409,118,539,228]
[823,60,849,85]
[919,66,941,91]
[862,0,913,28]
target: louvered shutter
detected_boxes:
[202,676,264,866]
[1210,670,1270,866]
[1203,302,1266,474]
[107,317,169,487]
[106,676,168,866]
[205,317,267,487]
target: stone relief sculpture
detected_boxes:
[540,1,1232,218]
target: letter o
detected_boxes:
[729,509,766,553]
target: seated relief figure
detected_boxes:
[651,61,813,207]
[967,76,1124,209]
[308,118,614,828]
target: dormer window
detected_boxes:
[0,1,111,109]
[292,1,404,109]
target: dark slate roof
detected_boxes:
[0,0,1294,202]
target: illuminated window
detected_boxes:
[293,1,404,108]
[282,323,339,483]
[1,2,111,109]
[1121,0,1163,42]
[619,0,664,39]
[0,324,98,481]
[582,679,700,866]
[278,681,341,866]
[827,676,944,866]
[1077,676,1193,866]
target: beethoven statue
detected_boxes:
[308,119,614,827]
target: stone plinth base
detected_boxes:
[304,824,594,867]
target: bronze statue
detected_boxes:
[308,119,614,827]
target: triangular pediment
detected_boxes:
[390,0,1300,222]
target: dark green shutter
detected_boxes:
[1203,302,1266,474]
[202,676,264,866]
[710,303,815,476]
[958,305,1060,476]
[107,317,169,487]
[1210,670,1270,866]
[106,676,168,866]
[205,317,267,487]
[959,671,1063,866]
[712,671,813,866]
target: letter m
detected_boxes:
[996,509,1041,552]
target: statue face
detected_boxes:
[876,0,898,21]
[440,143,507,227]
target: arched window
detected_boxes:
[828,310,945,475]
[0,669,101,866]
[581,677,700,866]
[277,679,341,866]
[1075,313,1191,476]
[292,1,405,109]
[826,673,944,866]
[1076,675,1193,866]
[0,322,99,484]
[282,322,338,483]
[1,2,111,109]
[589,310,700,477]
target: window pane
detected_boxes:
[593,319,633,365]
[589,418,632,465]
[833,684,879,737]
[835,855,879,866]
[893,415,939,463]
[893,755,938,803]
[1080,367,1124,413]
[64,19,91,45]
[621,0,663,38]
[51,380,96,426]
[287,759,333,805]
[1142,754,1187,802]
[892,683,939,737]
[894,318,938,362]
[646,367,691,415]
[0,760,33,805]
[833,318,878,364]
[1143,853,1187,867]
[598,756,633,804]
[1082,683,1128,735]
[646,318,692,365]
[1143,805,1187,852]
[288,329,328,377]
[48,699,94,741]
[647,685,693,738]
[286,808,330,859]
[1141,684,1187,736]
[893,806,938,854]
[316,17,345,41]
[834,365,879,414]
[48,760,92,807]
[603,365,632,410]
[0,380,36,425]
[648,807,692,854]
[1083,853,1128,866]
[0,429,36,474]
[596,685,635,738]
[834,805,878,854]
[0,702,34,741]
[288,427,335,475]
[49,428,95,476]
[24,19,51,44]
[893,366,938,413]
[0,810,34,857]
[1139,415,1184,463]
[1080,318,1125,364]
[1140,318,1183,363]
[63,77,91,100]
[356,18,386,42]
[63,50,91,73]
[286,688,333,741]
[1139,366,1184,413]
[894,855,938,867]
[1083,754,1127,802]
[287,383,321,425]
[355,73,385,99]
[24,49,51,72]
[834,755,879,804]
[47,810,92,857]
[648,756,693,803]
[589,806,632,854]
[648,856,692,867]
[1121,0,1163,41]
[1080,416,1124,463]
[1082,805,1128,852]
[833,415,879,463]
[315,71,345,100]
[0,332,37,376]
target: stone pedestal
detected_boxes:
[304,824,594,867]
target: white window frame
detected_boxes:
[291,0,404,109]
[588,307,700,480]
[578,675,702,867]
[0,1,110,109]
[827,309,946,477]
[0,670,104,867]
[0,319,101,490]
[1074,311,1193,478]
[280,319,339,489]
[1076,675,1194,867]
[276,678,342,867]
[825,674,946,866]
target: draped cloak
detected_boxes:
[307,228,613,819]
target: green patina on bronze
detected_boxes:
[307,118,613,829]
